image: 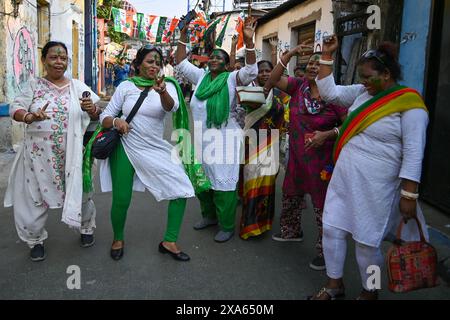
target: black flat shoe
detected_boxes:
[158,242,190,262]
[110,242,124,261]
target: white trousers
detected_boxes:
[13,181,96,248]
[323,223,383,291]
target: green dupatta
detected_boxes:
[195,71,231,128]
[82,76,211,194]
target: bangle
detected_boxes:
[319,59,334,66]
[400,189,419,200]
[279,59,288,69]
[22,112,32,124]
[178,40,188,46]
[112,117,119,128]
[245,46,256,52]
[158,87,167,94]
[333,127,340,137]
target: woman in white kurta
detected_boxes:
[99,46,195,262]
[4,42,101,261]
[175,17,258,243]
[310,38,429,300]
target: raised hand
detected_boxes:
[243,17,257,43]
[269,37,278,49]
[322,34,339,55]
[153,75,167,94]
[292,39,314,56]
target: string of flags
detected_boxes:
[109,7,233,46]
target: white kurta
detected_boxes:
[176,59,258,191]
[99,81,195,201]
[316,74,429,247]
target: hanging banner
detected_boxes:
[135,13,146,39]
[149,15,160,42]
[111,7,126,33]
[162,18,179,43]
[155,17,167,43]
[215,14,231,48]
[124,10,134,36]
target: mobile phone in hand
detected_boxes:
[82,91,91,99]
[178,10,196,30]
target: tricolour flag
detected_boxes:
[155,17,167,43]
[111,7,126,33]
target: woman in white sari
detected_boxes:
[4,41,101,261]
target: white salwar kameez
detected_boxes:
[316,74,429,248]
[176,59,258,191]
[99,81,195,201]
[4,78,100,247]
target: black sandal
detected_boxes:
[308,286,345,300]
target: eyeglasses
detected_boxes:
[361,49,386,66]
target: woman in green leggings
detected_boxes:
[99,46,195,261]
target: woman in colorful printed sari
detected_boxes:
[175,16,258,243]
[265,45,347,271]
[310,38,429,300]
[96,45,197,262]
[239,60,288,240]
[4,41,101,261]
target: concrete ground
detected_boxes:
[0,108,449,300]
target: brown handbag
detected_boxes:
[386,217,439,293]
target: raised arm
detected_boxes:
[265,41,311,94]
[316,35,365,107]
[228,35,238,71]
[235,16,258,86]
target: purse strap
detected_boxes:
[395,216,426,243]
[124,87,150,123]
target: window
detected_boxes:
[37,0,50,76]
[295,23,315,69]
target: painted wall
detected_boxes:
[0,0,87,150]
[399,0,433,94]
[255,0,334,74]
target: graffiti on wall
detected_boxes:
[13,27,35,92]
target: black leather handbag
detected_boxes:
[92,87,149,159]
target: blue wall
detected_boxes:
[399,0,433,94]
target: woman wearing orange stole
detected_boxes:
[310,39,429,300]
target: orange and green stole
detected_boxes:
[333,85,428,163]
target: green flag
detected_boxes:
[215,14,231,48]
[156,17,167,43]
[111,7,125,33]
[136,13,146,39]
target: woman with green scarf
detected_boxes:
[98,46,195,261]
[175,16,258,243]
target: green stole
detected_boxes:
[82,76,211,194]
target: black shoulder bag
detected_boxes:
[91,87,150,159]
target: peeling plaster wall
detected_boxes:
[0,0,87,150]
[255,0,334,75]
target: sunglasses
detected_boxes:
[138,44,163,57]
[361,49,386,66]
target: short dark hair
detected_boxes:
[210,48,230,64]
[133,45,164,74]
[358,42,402,81]
[42,41,68,59]
[257,60,273,70]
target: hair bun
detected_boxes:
[377,42,399,61]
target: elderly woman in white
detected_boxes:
[310,37,429,300]
[4,41,100,261]
[99,45,195,262]
[175,16,258,243]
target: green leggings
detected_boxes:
[110,142,187,242]
[197,189,237,232]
